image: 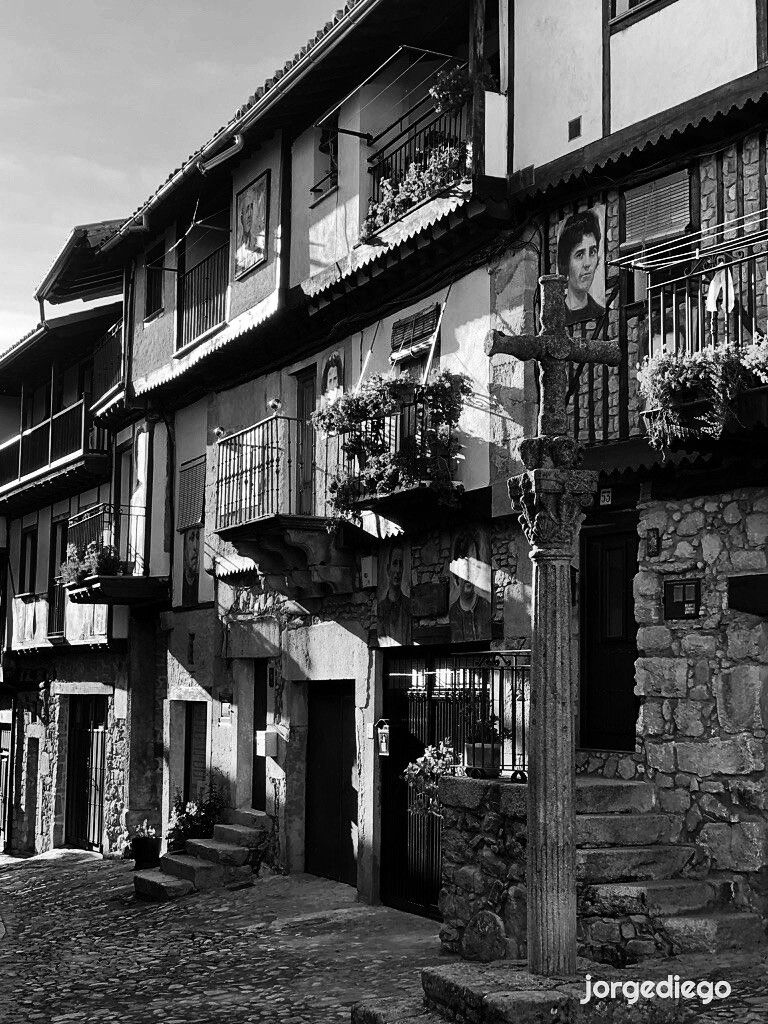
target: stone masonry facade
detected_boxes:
[635,486,768,909]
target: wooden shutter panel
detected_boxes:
[177,456,206,531]
[625,170,690,245]
[391,304,441,352]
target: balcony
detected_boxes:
[363,99,470,241]
[0,398,109,513]
[178,244,228,351]
[215,415,355,598]
[11,586,108,651]
[91,319,124,413]
[63,502,169,607]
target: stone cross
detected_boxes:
[485,274,620,977]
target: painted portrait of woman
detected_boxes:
[556,206,606,326]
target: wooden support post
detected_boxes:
[498,0,514,176]
[469,0,486,178]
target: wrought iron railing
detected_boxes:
[67,502,146,575]
[0,398,108,496]
[647,247,768,360]
[178,244,228,349]
[92,319,124,403]
[216,415,344,531]
[386,649,531,778]
[368,100,469,210]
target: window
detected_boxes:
[19,526,38,595]
[390,304,442,381]
[624,169,690,246]
[177,455,206,531]
[144,240,165,320]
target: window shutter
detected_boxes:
[177,456,206,531]
[625,170,690,245]
[391,304,441,352]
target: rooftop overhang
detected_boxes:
[508,65,768,209]
[0,302,123,395]
[35,221,126,305]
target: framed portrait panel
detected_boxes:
[235,170,270,279]
[555,203,606,327]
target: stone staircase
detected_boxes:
[574,777,764,963]
[352,777,766,1024]
[134,809,273,901]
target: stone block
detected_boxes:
[460,910,508,962]
[658,789,690,814]
[675,736,764,777]
[677,511,705,537]
[731,550,767,573]
[439,776,487,811]
[635,658,687,698]
[746,513,768,546]
[673,701,705,737]
[716,665,768,733]
[454,865,486,894]
[645,742,675,772]
[699,821,768,872]
[702,533,723,564]
[634,572,660,599]
[681,634,717,657]
[411,581,449,617]
[499,783,527,819]
[728,621,768,661]
[636,626,672,653]
[638,702,665,737]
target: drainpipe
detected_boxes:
[197,135,244,174]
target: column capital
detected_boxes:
[509,466,598,553]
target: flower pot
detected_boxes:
[464,741,501,779]
[131,835,161,870]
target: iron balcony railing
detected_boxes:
[68,502,146,575]
[216,415,344,531]
[368,100,469,211]
[92,319,124,404]
[647,246,768,359]
[47,578,66,638]
[0,398,109,495]
[387,649,531,778]
[178,244,228,350]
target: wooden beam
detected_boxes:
[498,0,514,175]
[469,0,486,178]
[758,0,768,66]
[602,0,611,136]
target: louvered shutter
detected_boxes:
[625,170,690,245]
[177,456,206,531]
[391,304,441,352]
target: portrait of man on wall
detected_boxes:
[181,525,201,608]
[235,170,269,278]
[449,528,492,642]
[556,204,606,327]
[378,542,412,646]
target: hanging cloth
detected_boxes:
[706,266,736,314]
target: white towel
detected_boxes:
[706,267,736,314]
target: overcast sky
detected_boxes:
[0,0,331,350]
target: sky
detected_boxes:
[0,0,333,351]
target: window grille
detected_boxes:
[144,240,165,319]
[625,170,690,245]
[177,455,206,531]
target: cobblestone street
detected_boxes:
[2,852,768,1023]
[0,852,443,1024]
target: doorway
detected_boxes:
[580,524,639,751]
[65,696,107,850]
[295,368,316,514]
[305,681,357,886]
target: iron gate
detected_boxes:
[381,648,530,917]
[65,696,107,851]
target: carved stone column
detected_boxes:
[511,435,597,977]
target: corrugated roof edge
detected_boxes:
[99,0,380,254]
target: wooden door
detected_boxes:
[65,696,107,850]
[251,661,268,811]
[580,527,639,751]
[295,369,316,515]
[305,681,357,886]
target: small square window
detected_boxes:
[144,240,165,320]
[568,117,581,141]
[664,579,701,620]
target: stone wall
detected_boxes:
[438,777,527,961]
[635,486,768,904]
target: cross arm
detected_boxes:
[484,330,543,359]
[569,338,621,367]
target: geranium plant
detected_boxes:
[60,541,122,586]
[402,739,461,817]
[167,783,229,852]
[312,369,472,518]
[429,64,473,114]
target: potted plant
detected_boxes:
[129,819,161,870]
[463,715,502,779]
[402,739,461,817]
[166,783,229,852]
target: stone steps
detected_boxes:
[351,995,444,1024]
[224,808,273,832]
[185,838,251,866]
[577,844,696,883]
[578,878,719,917]
[213,822,263,847]
[575,778,656,816]
[576,813,680,848]
[659,911,766,954]
[133,868,194,901]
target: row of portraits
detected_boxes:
[378,529,492,646]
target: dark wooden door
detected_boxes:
[580,526,639,751]
[251,661,267,811]
[0,725,10,850]
[65,696,107,850]
[305,681,357,886]
[295,369,316,515]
